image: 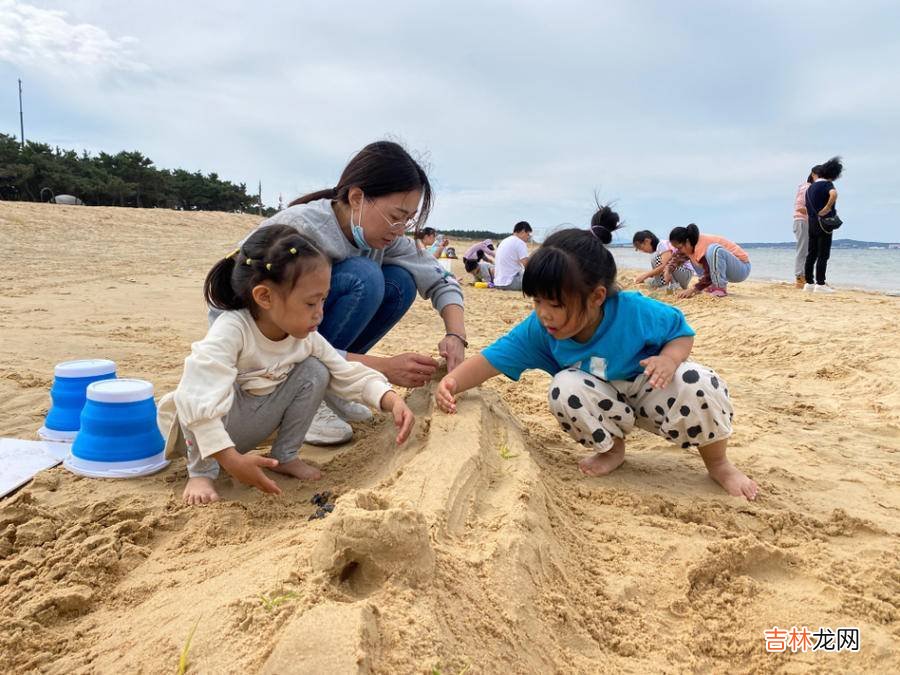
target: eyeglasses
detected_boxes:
[368,199,418,233]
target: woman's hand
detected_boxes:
[436,376,459,413]
[380,391,415,444]
[439,334,466,372]
[379,353,439,388]
[634,272,647,284]
[639,354,678,389]
[215,447,282,495]
[677,287,697,299]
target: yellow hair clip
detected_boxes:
[289,247,297,255]
[224,248,240,260]
[245,258,253,265]
[266,263,272,270]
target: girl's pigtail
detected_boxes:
[204,256,244,311]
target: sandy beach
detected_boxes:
[1,202,898,673]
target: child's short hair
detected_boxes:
[632,230,659,250]
[522,205,622,313]
[513,221,532,234]
[415,227,437,240]
[204,225,329,317]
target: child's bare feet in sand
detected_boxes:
[578,438,626,476]
[699,440,759,501]
[270,458,323,481]
[183,476,220,505]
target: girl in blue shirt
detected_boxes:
[436,206,758,500]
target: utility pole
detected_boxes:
[258,180,262,216]
[18,79,25,149]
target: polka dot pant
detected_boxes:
[547,362,733,453]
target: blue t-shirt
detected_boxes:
[482,291,695,382]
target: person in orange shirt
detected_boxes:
[665,224,751,298]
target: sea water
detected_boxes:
[609,247,900,295]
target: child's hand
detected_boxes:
[640,354,678,389]
[216,447,282,495]
[436,376,459,413]
[380,391,415,444]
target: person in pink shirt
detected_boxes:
[666,224,751,298]
[792,173,814,288]
[462,239,496,282]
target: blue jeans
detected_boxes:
[317,256,417,354]
[706,244,751,289]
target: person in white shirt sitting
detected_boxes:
[493,221,533,290]
[157,225,415,505]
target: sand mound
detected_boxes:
[1,203,898,672]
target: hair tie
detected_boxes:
[245,258,253,265]
[265,263,272,271]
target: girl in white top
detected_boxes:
[632,230,694,290]
[157,225,414,505]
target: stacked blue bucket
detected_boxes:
[39,359,117,441]
[41,359,169,478]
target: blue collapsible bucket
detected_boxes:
[65,379,169,478]
[39,359,117,441]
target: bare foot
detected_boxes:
[705,459,759,500]
[578,440,626,476]
[270,458,323,481]
[698,439,759,501]
[183,476,220,505]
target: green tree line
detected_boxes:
[0,133,275,214]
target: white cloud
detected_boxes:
[0,0,147,73]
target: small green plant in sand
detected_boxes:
[177,617,200,675]
[498,443,519,460]
[259,591,299,612]
[431,664,471,675]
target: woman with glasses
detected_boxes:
[235,141,467,445]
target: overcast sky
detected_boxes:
[2,0,898,242]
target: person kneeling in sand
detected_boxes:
[157,225,414,505]
[434,206,758,501]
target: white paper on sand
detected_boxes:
[0,438,71,498]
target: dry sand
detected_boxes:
[1,202,898,673]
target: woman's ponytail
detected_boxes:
[669,223,701,248]
[289,187,338,207]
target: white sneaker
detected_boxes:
[325,394,374,423]
[814,284,836,294]
[305,402,353,446]
[803,283,816,292]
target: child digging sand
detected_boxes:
[158,225,414,505]
[435,206,758,500]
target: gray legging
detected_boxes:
[182,358,329,479]
[645,254,693,289]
